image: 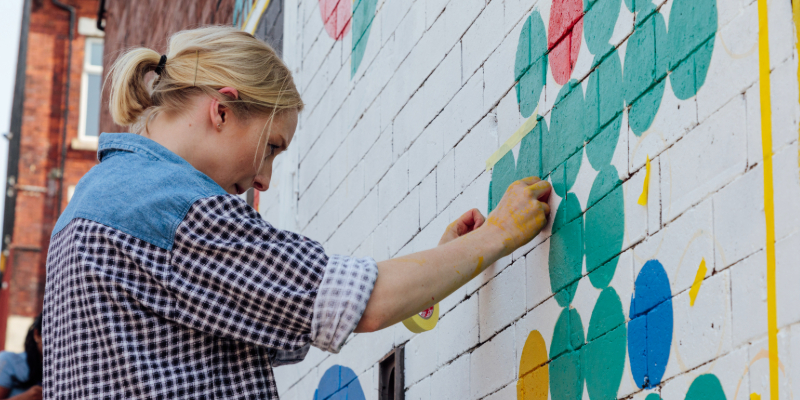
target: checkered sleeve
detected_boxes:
[170,195,329,351]
[311,254,378,353]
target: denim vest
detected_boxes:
[52,133,228,250]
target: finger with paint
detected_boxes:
[486,176,552,253]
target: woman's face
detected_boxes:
[211,108,298,196]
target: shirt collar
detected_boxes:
[97,132,194,169]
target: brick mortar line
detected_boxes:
[297,0,494,193]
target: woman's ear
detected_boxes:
[209,87,240,131]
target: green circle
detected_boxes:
[550,308,585,400]
[583,0,622,54]
[684,374,726,400]
[667,0,717,100]
[550,193,583,307]
[515,12,548,118]
[489,151,517,212]
[587,287,625,340]
[646,395,662,400]
[545,81,585,176]
[588,255,619,289]
[551,149,583,199]
[515,117,545,182]
[584,165,623,276]
[623,0,656,14]
[623,12,667,136]
[585,50,623,169]
[583,287,626,400]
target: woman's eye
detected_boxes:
[267,144,279,156]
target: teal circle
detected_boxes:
[585,49,623,168]
[515,12,549,117]
[545,81,585,176]
[515,117,545,182]
[351,0,378,77]
[646,395,662,400]
[489,151,517,212]
[550,308,585,400]
[550,193,583,306]
[623,12,668,136]
[587,287,625,340]
[623,0,656,14]
[551,150,583,198]
[583,0,622,54]
[589,255,619,289]
[667,0,717,100]
[684,374,726,400]
[585,165,623,275]
[583,287,626,400]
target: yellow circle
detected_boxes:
[402,304,439,333]
[517,330,548,400]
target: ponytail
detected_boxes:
[108,48,162,127]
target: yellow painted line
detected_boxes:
[689,258,707,306]
[637,155,651,205]
[243,0,272,35]
[486,107,539,171]
[242,1,259,29]
[756,0,779,399]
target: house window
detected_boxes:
[78,38,104,142]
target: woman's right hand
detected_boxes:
[485,176,552,255]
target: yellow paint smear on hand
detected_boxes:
[471,257,484,279]
[637,155,651,206]
[689,258,707,306]
[750,394,761,400]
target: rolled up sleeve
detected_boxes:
[311,254,378,353]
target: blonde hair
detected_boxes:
[108,26,303,134]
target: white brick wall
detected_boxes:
[273,0,800,398]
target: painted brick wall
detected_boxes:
[276,0,800,399]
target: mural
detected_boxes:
[313,365,367,400]
[317,0,378,77]
[493,0,723,399]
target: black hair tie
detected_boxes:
[154,55,167,75]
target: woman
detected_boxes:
[43,26,551,399]
[0,315,42,400]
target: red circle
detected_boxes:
[319,0,351,40]
[548,0,584,85]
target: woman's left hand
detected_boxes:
[439,209,486,245]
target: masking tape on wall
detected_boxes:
[486,107,540,171]
[402,304,439,333]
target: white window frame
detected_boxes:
[76,37,103,144]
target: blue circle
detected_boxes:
[315,365,366,400]
[628,259,673,389]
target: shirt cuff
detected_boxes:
[311,255,378,353]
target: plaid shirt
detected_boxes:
[42,133,378,399]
